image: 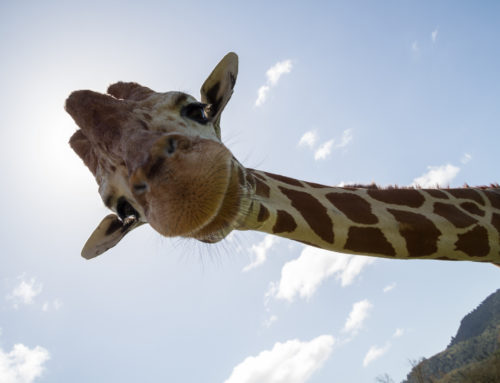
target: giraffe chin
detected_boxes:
[132,135,241,240]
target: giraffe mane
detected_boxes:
[341,183,500,190]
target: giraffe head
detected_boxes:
[66,53,246,258]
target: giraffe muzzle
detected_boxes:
[127,132,239,238]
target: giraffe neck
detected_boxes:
[237,169,500,264]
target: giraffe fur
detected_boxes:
[240,169,500,263]
[65,53,500,264]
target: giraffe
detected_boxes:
[65,52,500,266]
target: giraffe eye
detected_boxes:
[182,103,209,124]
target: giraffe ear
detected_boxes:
[200,52,238,139]
[81,214,144,259]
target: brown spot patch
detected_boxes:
[368,189,425,208]
[455,225,490,257]
[143,113,152,122]
[484,190,500,209]
[433,202,478,228]
[265,172,303,187]
[272,210,297,233]
[388,209,441,257]
[460,202,485,217]
[255,177,270,198]
[258,204,270,222]
[279,187,334,244]
[325,192,378,224]
[344,227,395,256]
[448,189,484,205]
[425,189,449,199]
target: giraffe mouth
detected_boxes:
[130,134,243,241]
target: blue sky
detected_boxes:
[0,1,499,382]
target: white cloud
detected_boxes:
[263,315,278,328]
[411,41,419,52]
[53,299,62,310]
[383,282,396,293]
[224,335,334,383]
[298,131,318,149]
[266,60,293,86]
[269,246,374,302]
[255,60,292,107]
[363,343,390,367]
[461,153,472,164]
[0,343,50,383]
[243,235,278,272]
[299,129,352,160]
[42,299,63,312]
[393,328,404,338]
[7,277,42,309]
[343,299,373,335]
[411,164,460,188]
[314,139,334,161]
[255,85,270,107]
[336,129,353,149]
[339,256,375,287]
[431,28,438,43]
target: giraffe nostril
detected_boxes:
[133,181,149,195]
[165,137,177,156]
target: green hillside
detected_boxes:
[403,289,500,383]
